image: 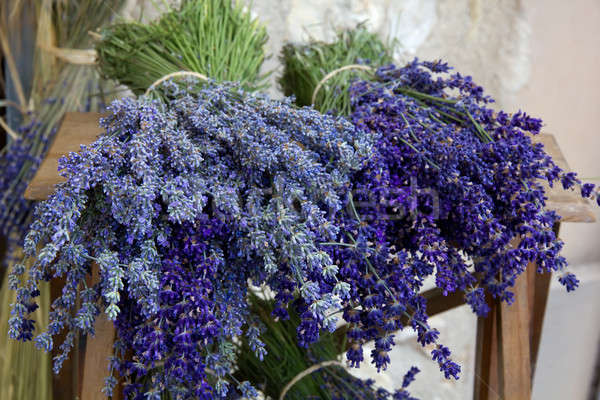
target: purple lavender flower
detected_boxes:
[558,272,579,292]
[9,80,373,398]
[311,59,595,380]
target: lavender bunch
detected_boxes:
[348,60,593,302]
[96,0,269,94]
[279,27,392,115]
[281,33,597,382]
[8,79,373,398]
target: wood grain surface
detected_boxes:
[24,112,104,200]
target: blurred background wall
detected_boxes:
[99,0,600,398]
[512,1,600,399]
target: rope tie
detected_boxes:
[0,116,19,140]
[39,44,97,65]
[278,360,344,400]
[311,64,374,105]
[145,71,210,95]
[37,31,103,65]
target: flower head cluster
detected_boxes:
[308,59,596,377]
[109,216,261,398]
[9,79,372,398]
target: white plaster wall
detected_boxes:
[121,1,600,398]
[251,0,532,105]
[511,1,600,399]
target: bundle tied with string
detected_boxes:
[279,27,392,115]
[311,64,374,106]
[144,71,209,95]
[235,293,420,400]
[38,44,97,65]
[280,26,600,385]
[279,360,344,400]
[9,3,409,399]
[11,10,434,398]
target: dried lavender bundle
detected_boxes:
[0,0,123,261]
[8,79,373,398]
[10,2,277,398]
[281,30,598,381]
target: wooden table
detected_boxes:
[25,112,596,400]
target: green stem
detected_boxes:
[320,242,356,248]
[396,87,458,105]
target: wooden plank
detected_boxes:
[79,263,117,400]
[79,313,116,400]
[50,279,78,400]
[474,270,533,400]
[527,223,559,378]
[527,267,551,378]
[24,112,104,200]
[498,270,532,399]
[473,297,501,400]
[475,236,534,400]
[532,134,596,223]
[422,286,466,316]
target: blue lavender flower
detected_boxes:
[10,80,373,398]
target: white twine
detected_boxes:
[145,71,210,95]
[0,100,27,140]
[278,360,344,400]
[39,44,97,65]
[311,64,374,105]
[0,116,19,140]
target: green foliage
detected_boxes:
[236,294,406,399]
[235,293,342,400]
[96,0,270,94]
[279,27,393,115]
